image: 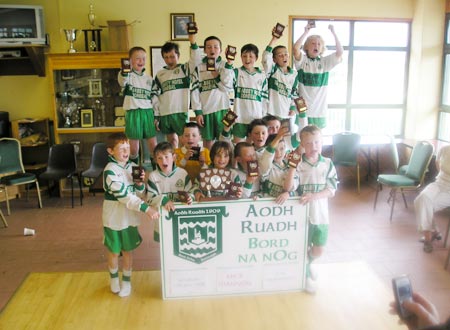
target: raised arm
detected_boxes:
[329,24,343,59]
[293,23,312,61]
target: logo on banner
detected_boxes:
[167,206,228,264]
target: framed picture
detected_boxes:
[150,46,165,76]
[170,13,194,41]
[88,79,102,98]
[81,109,94,128]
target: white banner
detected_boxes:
[159,197,309,299]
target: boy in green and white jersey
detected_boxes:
[153,29,203,148]
[191,36,234,149]
[225,43,268,144]
[293,23,343,129]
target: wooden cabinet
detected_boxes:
[11,118,50,169]
[47,52,127,173]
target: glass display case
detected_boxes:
[48,52,128,137]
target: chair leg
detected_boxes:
[389,188,397,222]
[78,173,83,206]
[4,186,10,216]
[70,176,74,208]
[35,180,43,209]
[401,188,408,208]
[0,208,7,228]
[374,183,380,210]
[356,164,360,194]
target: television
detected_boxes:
[0,4,46,45]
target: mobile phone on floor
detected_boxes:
[392,275,413,319]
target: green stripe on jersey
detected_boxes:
[298,70,329,87]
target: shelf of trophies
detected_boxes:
[47,52,128,143]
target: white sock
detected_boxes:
[109,267,120,293]
[119,269,132,297]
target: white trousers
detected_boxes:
[414,182,450,232]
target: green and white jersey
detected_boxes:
[262,46,299,119]
[191,57,233,116]
[296,154,338,225]
[294,53,341,118]
[102,156,149,231]
[153,44,203,117]
[118,68,155,110]
[262,160,299,197]
[232,66,268,124]
[147,166,193,207]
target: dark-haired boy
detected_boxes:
[153,30,202,147]
[225,43,268,144]
[191,36,234,149]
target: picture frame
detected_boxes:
[80,109,94,128]
[150,46,165,76]
[88,79,102,98]
[170,13,195,41]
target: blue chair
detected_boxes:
[374,141,434,222]
[0,138,43,220]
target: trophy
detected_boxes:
[187,22,198,34]
[287,151,302,168]
[206,57,216,71]
[189,146,201,161]
[121,58,131,74]
[199,168,232,200]
[272,23,285,38]
[225,45,237,61]
[227,182,241,199]
[132,166,144,182]
[178,191,190,203]
[222,109,238,127]
[64,29,79,53]
[247,160,259,177]
[308,20,316,28]
[294,96,307,114]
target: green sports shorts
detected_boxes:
[308,223,328,247]
[158,112,188,136]
[308,117,326,129]
[232,123,249,139]
[125,108,156,139]
[103,226,142,253]
[200,109,228,140]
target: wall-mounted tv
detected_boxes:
[0,4,46,45]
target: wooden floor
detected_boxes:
[0,262,406,330]
[0,177,449,328]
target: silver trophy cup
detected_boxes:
[64,29,79,53]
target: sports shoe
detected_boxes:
[305,277,317,294]
[423,241,433,253]
[309,263,318,281]
[419,232,442,243]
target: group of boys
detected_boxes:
[104,21,342,297]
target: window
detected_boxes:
[439,14,450,142]
[291,18,411,136]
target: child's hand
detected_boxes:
[186,195,193,205]
[304,23,312,33]
[236,187,243,199]
[328,24,335,34]
[196,114,204,127]
[195,191,205,202]
[154,119,160,131]
[210,70,219,79]
[199,153,205,166]
[245,175,258,185]
[275,191,290,205]
[185,148,193,160]
[288,110,296,117]
[164,200,176,212]
[299,192,313,205]
[146,206,160,220]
